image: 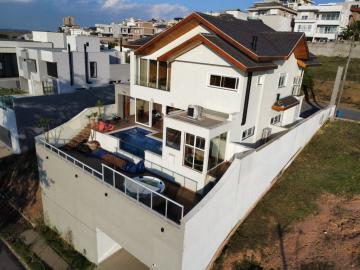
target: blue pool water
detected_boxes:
[112,127,162,158]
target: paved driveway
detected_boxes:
[0,241,24,270]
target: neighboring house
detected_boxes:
[350,4,360,21]
[294,1,354,41]
[206,9,248,20]
[15,32,129,95]
[247,1,298,31]
[264,0,314,10]
[0,32,130,153]
[0,39,54,89]
[35,12,322,270]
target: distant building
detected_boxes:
[350,3,360,22]
[294,1,355,42]
[206,9,248,20]
[63,16,75,27]
[263,0,314,10]
[247,2,297,31]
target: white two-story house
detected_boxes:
[35,12,325,270]
[116,12,316,191]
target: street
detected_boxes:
[0,241,25,270]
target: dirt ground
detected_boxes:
[219,194,360,270]
[0,151,43,223]
[314,79,360,110]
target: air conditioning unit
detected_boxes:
[187,105,203,120]
[261,127,272,143]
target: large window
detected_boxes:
[317,26,337,34]
[137,58,170,91]
[46,62,58,78]
[90,62,97,78]
[321,12,340,21]
[209,74,239,90]
[136,98,150,125]
[148,60,157,88]
[158,61,168,90]
[166,128,181,150]
[298,24,312,32]
[278,73,287,88]
[184,133,205,172]
[208,132,227,170]
[139,58,148,86]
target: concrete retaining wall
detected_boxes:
[308,41,360,58]
[182,106,336,270]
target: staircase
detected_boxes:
[65,125,91,149]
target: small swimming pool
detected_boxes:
[111,127,162,158]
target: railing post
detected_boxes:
[137,185,139,201]
[102,165,104,182]
[124,178,127,195]
[165,200,168,218]
[113,170,115,186]
[150,192,153,209]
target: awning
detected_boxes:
[272,96,300,111]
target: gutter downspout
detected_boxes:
[67,44,74,86]
[84,42,90,84]
[241,72,253,126]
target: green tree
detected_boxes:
[340,21,360,41]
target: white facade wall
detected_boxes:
[0,107,20,153]
[32,31,66,48]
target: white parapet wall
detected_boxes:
[0,107,20,153]
[180,105,336,270]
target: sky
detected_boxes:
[0,0,342,31]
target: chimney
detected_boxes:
[251,36,258,51]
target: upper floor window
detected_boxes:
[301,15,308,20]
[209,74,239,91]
[298,24,312,32]
[46,62,58,78]
[138,58,170,91]
[278,73,287,88]
[90,62,97,78]
[321,12,340,21]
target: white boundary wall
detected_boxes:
[181,106,336,270]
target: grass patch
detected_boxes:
[38,224,95,270]
[0,88,26,96]
[309,56,360,82]
[225,120,360,252]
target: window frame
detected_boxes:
[242,126,255,140]
[166,127,181,150]
[278,73,288,88]
[90,61,97,78]
[208,73,239,91]
[183,133,206,173]
[46,61,58,78]
[270,115,281,125]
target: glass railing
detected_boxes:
[37,138,185,224]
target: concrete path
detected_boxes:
[21,230,69,270]
[0,141,12,159]
[98,249,148,270]
[0,241,25,270]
